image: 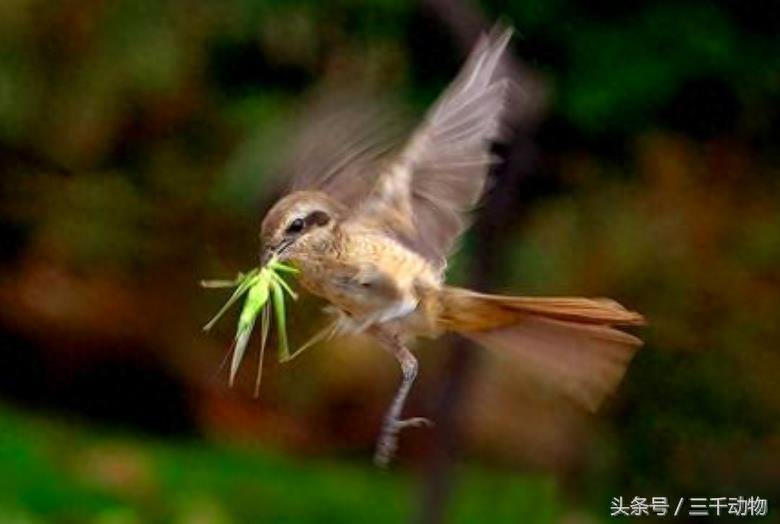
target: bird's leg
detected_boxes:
[373,332,432,467]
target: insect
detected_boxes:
[211,25,644,466]
[201,258,300,397]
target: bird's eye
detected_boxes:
[286,218,305,234]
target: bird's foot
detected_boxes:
[373,416,433,468]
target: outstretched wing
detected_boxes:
[349,26,514,272]
[283,94,406,209]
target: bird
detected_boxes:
[257,26,645,466]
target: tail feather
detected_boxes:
[437,287,644,411]
[474,295,645,325]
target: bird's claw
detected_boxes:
[373,416,434,467]
[396,417,433,429]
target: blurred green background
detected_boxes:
[0,0,778,522]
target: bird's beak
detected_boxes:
[260,245,275,267]
[260,239,292,267]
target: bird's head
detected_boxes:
[260,191,344,265]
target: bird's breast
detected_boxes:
[291,231,440,324]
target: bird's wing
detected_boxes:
[348,26,514,273]
[284,94,407,209]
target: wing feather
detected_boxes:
[284,94,406,208]
[351,25,515,272]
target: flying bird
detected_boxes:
[257,26,644,466]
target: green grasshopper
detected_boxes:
[201,258,310,396]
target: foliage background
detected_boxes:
[0,0,778,522]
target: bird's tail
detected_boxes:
[435,287,645,411]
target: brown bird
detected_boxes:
[258,26,644,466]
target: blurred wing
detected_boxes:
[350,26,514,272]
[285,94,406,208]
